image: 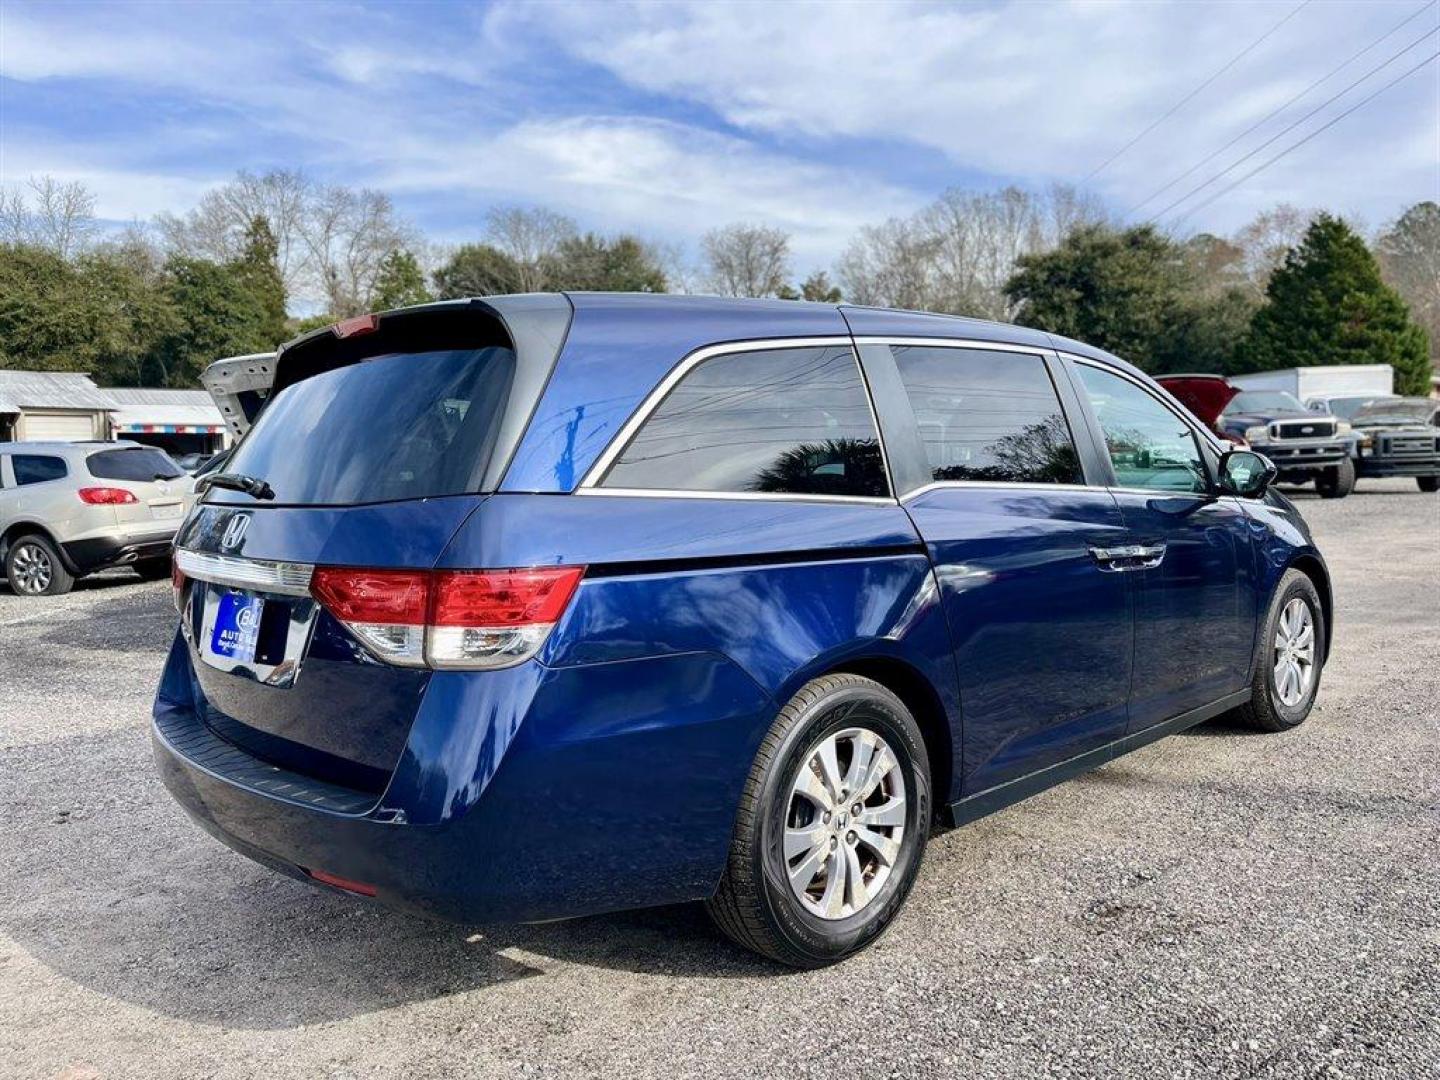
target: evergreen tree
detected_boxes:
[542,233,667,293]
[432,243,523,298]
[1235,214,1432,396]
[372,249,432,309]
[1003,225,1190,367]
[157,257,277,387]
[233,216,289,346]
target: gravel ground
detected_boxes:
[1,480,1436,1080]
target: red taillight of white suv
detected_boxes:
[309,565,585,670]
[77,487,139,505]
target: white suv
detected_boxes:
[0,441,193,596]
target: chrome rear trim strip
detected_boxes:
[175,549,314,596]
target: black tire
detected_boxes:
[4,533,75,597]
[1229,569,1325,733]
[705,673,931,968]
[1315,458,1355,499]
[1418,476,1439,493]
[133,556,173,581]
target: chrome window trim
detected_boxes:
[900,479,1098,502]
[579,335,892,500]
[853,336,1050,357]
[175,548,314,597]
[574,487,895,507]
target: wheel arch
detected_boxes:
[1,520,73,570]
[821,654,955,813]
[1286,553,1333,658]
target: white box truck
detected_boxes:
[1229,364,1394,405]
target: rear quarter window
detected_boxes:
[222,346,516,505]
[599,344,888,498]
[11,454,69,486]
[87,448,185,482]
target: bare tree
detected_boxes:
[301,185,415,317]
[701,223,792,298]
[155,169,311,292]
[0,176,98,257]
[836,184,1107,319]
[836,216,939,310]
[484,206,577,292]
[1377,201,1440,369]
[1232,203,1317,298]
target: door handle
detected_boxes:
[1089,543,1167,571]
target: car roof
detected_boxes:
[556,292,1150,380]
[0,440,144,454]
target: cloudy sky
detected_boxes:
[1,0,1436,273]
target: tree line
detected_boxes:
[0,169,1433,395]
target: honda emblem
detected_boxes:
[220,514,250,551]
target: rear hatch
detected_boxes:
[173,297,572,792]
[83,446,189,527]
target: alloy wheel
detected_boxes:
[1273,597,1316,708]
[11,542,53,594]
[784,726,907,920]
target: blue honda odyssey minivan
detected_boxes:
[154,294,1330,966]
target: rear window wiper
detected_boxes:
[198,471,275,501]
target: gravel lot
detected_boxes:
[1,480,1436,1080]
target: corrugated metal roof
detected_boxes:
[101,387,225,430]
[0,370,120,413]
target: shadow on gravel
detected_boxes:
[0,726,779,1030]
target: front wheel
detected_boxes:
[1230,569,1325,733]
[705,673,931,967]
[1315,458,1355,499]
[1418,476,1439,493]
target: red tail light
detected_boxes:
[309,565,584,670]
[432,568,585,626]
[331,313,380,339]
[310,567,430,624]
[171,557,185,614]
[78,487,138,505]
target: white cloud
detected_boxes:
[501,0,1440,232]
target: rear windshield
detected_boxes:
[87,447,185,482]
[1225,390,1305,414]
[222,347,516,504]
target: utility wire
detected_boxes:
[1169,49,1439,226]
[1082,0,1313,183]
[1127,0,1438,216]
[1150,23,1439,223]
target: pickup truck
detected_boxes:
[1347,397,1440,492]
[1158,375,1354,498]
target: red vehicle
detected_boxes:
[1157,375,1246,447]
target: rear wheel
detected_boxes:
[134,556,172,581]
[4,534,74,597]
[1418,476,1439,493]
[706,673,931,967]
[1230,569,1324,733]
[1315,458,1355,499]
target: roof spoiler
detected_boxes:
[201,353,277,438]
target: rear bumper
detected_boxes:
[151,634,772,923]
[62,532,175,574]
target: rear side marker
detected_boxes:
[305,868,378,896]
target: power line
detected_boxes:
[1170,49,1439,225]
[1127,0,1438,217]
[1150,25,1439,223]
[1082,0,1313,183]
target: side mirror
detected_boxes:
[1218,449,1277,498]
